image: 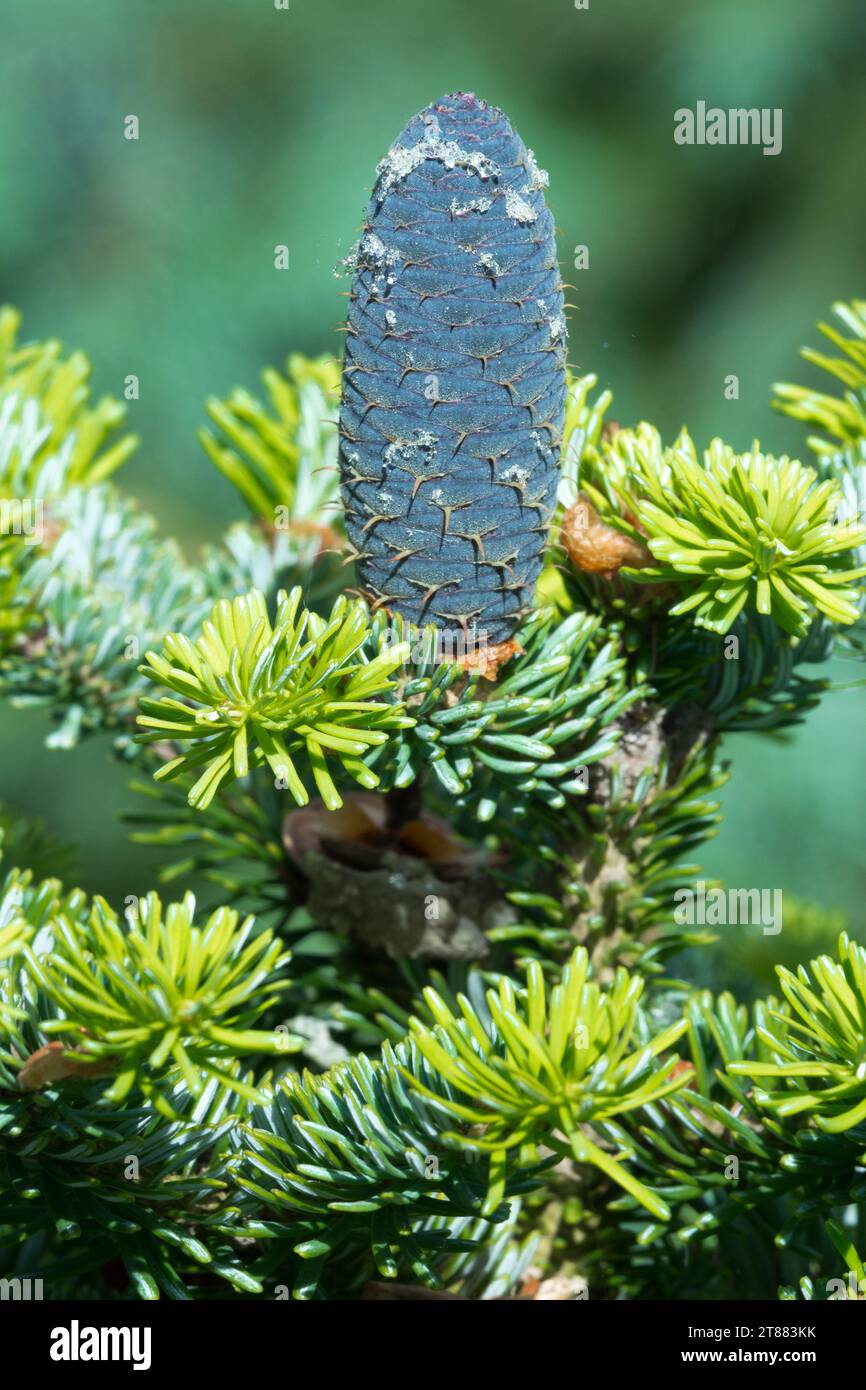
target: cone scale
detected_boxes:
[338,92,567,646]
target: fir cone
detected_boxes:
[339,91,567,645]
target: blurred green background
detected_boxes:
[1,0,865,975]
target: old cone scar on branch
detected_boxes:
[282,790,506,960]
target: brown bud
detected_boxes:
[454,636,521,681]
[561,494,653,576]
[18,1041,116,1091]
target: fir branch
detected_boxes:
[230,947,689,1295]
[582,428,866,635]
[4,283,866,1304]
[0,306,137,493]
[369,605,644,818]
[404,947,690,1221]
[0,306,137,640]
[0,1069,255,1299]
[779,1222,866,1300]
[557,373,866,636]
[773,298,866,454]
[729,931,866,1132]
[2,486,210,746]
[593,936,866,1272]
[652,612,834,733]
[137,588,413,809]
[199,354,341,536]
[2,872,297,1111]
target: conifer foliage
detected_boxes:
[1,98,866,1301]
